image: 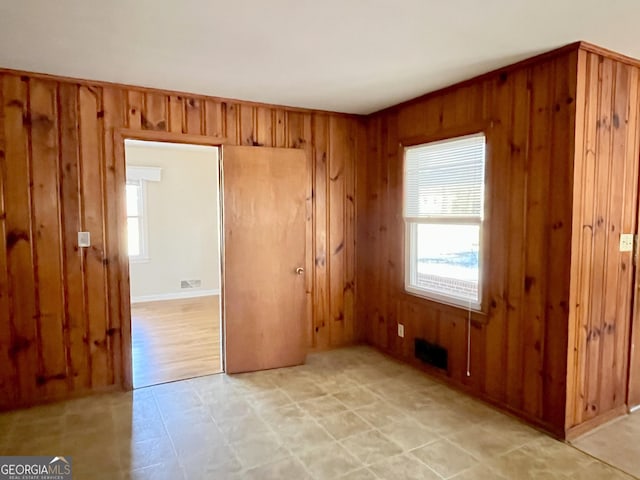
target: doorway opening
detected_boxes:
[124,139,223,388]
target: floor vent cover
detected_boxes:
[414,338,448,370]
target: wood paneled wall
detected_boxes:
[0,71,364,409]
[565,49,640,437]
[358,48,580,437]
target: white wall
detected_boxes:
[125,141,220,302]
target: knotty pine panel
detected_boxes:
[566,51,640,436]
[0,70,363,409]
[358,49,580,437]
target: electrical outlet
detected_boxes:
[620,233,634,252]
[78,232,90,248]
[398,323,405,338]
[180,279,202,289]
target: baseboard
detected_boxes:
[565,404,628,441]
[130,289,220,304]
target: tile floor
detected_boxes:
[572,410,640,478]
[0,346,634,479]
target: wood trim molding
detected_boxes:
[372,42,585,117]
[114,128,226,147]
[577,41,640,68]
[565,404,628,441]
[112,127,227,390]
[0,68,362,119]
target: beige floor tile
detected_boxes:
[276,417,335,454]
[261,403,311,433]
[486,448,568,480]
[411,406,473,435]
[411,438,479,478]
[231,432,289,469]
[341,430,403,465]
[298,394,349,418]
[216,411,271,444]
[332,387,380,409]
[369,453,441,480]
[278,379,327,402]
[154,391,203,419]
[130,459,186,480]
[2,346,634,480]
[168,423,227,459]
[340,467,380,479]
[245,388,294,412]
[450,463,508,480]
[318,411,374,440]
[4,432,64,456]
[119,436,177,471]
[379,417,440,451]
[355,400,407,428]
[299,442,362,480]
[180,451,243,479]
[240,456,312,480]
[572,411,640,479]
[448,423,519,461]
[207,396,254,422]
[571,460,636,480]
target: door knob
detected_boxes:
[296,267,305,275]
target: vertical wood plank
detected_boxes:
[204,99,224,138]
[78,85,109,389]
[328,117,347,346]
[29,78,67,398]
[184,97,203,135]
[168,95,183,133]
[2,75,38,403]
[344,120,357,344]
[274,109,287,148]
[312,114,330,349]
[0,74,17,407]
[239,104,255,145]
[287,112,314,346]
[505,68,530,410]
[542,55,575,427]
[102,86,126,387]
[521,60,555,419]
[225,103,239,145]
[58,83,90,392]
[256,107,273,147]
[126,91,143,129]
[143,93,168,131]
[483,75,511,402]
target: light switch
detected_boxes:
[619,233,634,252]
[398,323,405,338]
[78,232,91,248]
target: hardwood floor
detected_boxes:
[131,295,222,388]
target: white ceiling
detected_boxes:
[1,1,639,114]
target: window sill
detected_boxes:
[400,290,489,326]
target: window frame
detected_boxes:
[126,179,149,263]
[401,129,489,313]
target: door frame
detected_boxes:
[113,128,226,390]
[628,177,640,411]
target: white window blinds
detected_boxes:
[404,133,486,220]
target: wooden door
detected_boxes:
[222,146,308,374]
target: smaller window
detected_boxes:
[126,180,147,261]
[403,133,486,309]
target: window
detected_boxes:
[126,179,147,260]
[403,133,486,310]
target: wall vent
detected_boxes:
[180,279,202,289]
[414,338,448,371]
